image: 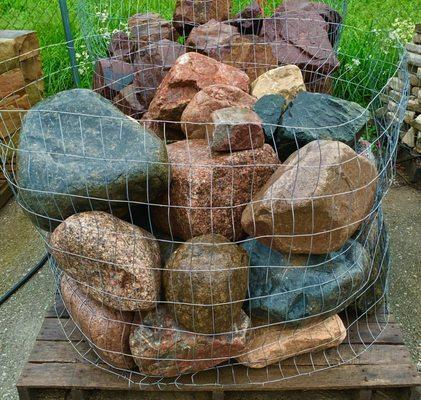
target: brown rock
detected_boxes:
[133,64,167,109]
[61,275,135,369]
[260,11,339,76]
[133,39,186,69]
[113,84,147,119]
[153,140,278,241]
[50,211,161,311]
[93,58,135,101]
[140,112,185,141]
[241,140,378,254]
[163,234,249,333]
[147,52,250,124]
[108,31,132,62]
[173,0,232,36]
[230,2,264,35]
[236,314,346,368]
[181,84,256,139]
[130,306,250,377]
[210,106,264,152]
[128,13,178,48]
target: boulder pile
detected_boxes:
[15,0,386,378]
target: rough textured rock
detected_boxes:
[260,11,339,76]
[181,84,256,139]
[108,31,132,62]
[147,53,250,126]
[130,307,249,377]
[237,314,346,368]
[153,140,279,241]
[163,234,249,333]
[133,39,186,70]
[251,65,306,101]
[186,22,276,81]
[210,106,264,152]
[132,64,167,109]
[93,59,136,101]
[113,84,147,119]
[278,92,369,159]
[16,89,168,230]
[128,13,178,48]
[50,211,161,311]
[241,140,378,254]
[242,238,370,324]
[61,275,135,369]
[355,211,390,314]
[173,0,232,36]
[275,0,343,47]
[140,112,185,141]
[230,2,264,35]
[253,94,286,145]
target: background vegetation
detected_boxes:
[0,0,417,103]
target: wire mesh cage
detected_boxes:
[0,0,411,390]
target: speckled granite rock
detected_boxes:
[237,314,346,368]
[50,211,161,311]
[147,53,250,129]
[163,234,249,333]
[128,13,178,48]
[278,92,369,159]
[61,275,135,369]
[16,89,168,230]
[210,106,264,152]
[153,140,278,241]
[251,65,306,101]
[173,0,232,36]
[242,238,370,324]
[241,140,378,254]
[230,2,264,35]
[253,94,286,145]
[181,84,256,139]
[129,306,249,377]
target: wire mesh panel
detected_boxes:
[0,0,410,389]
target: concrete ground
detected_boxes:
[0,182,419,400]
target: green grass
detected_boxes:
[0,0,417,102]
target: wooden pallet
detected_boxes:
[17,300,421,400]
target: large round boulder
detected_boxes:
[242,238,371,325]
[60,275,135,369]
[50,211,161,311]
[241,140,378,254]
[16,89,168,231]
[163,234,249,334]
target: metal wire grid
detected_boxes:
[0,2,410,387]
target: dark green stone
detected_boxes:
[253,94,286,147]
[16,89,169,231]
[277,92,369,160]
[242,238,370,325]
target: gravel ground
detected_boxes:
[0,182,419,400]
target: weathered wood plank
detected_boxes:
[16,362,421,392]
[27,340,413,368]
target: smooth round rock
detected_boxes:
[16,89,168,231]
[163,234,249,334]
[242,238,370,325]
[50,211,161,311]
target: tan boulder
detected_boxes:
[60,275,135,369]
[241,140,378,254]
[237,314,346,368]
[153,140,279,241]
[50,211,161,311]
[181,84,256,139]
[251,65,306,101]
[147,52,250,125]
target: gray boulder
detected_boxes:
[16,89,168,230]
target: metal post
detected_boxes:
[58,0,81,87]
